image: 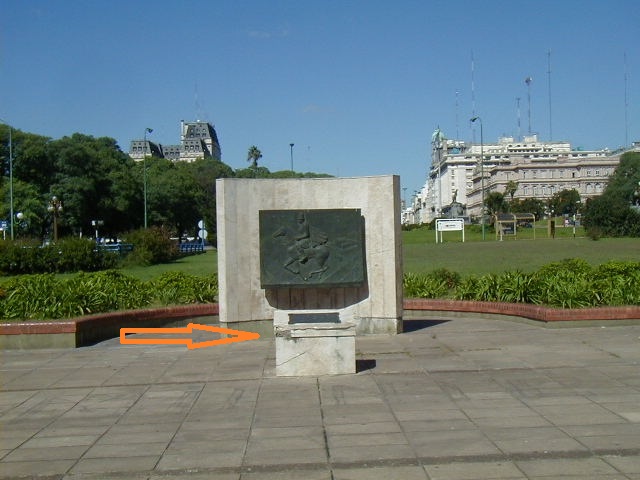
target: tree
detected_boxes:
[505,180,518,201]
[48,133,133,237]
[144,157,201,238]
[600,151,640,204]
[583,151,640,237]
[0,178,48,238]
[509,197,545,219]
[548,188,581,216]
[190,158,234,245]
[7,130,55,194]
[583,195,640,237]
[247,145,262,168]
[485,191,507,216]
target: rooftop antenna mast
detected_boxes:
[455,89,460,139]
[525,76,533,136]
[547,50,553,141]
[471,51,476,143]
[194,82,203,122]
[516,97,522,141]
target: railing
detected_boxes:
[97,243,134,255]
[179,242,205,254]
[96,242,205,255]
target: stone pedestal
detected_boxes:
[274,322,356,376]
[216,176,403,336]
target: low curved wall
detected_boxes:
[1,300,639,349]
[403,299,640,322]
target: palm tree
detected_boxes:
[247,146,262,168]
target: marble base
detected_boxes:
[274,322,356,376]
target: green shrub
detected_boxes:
[454,275,480,300]
[65,270,152,314]
[151,271,218,305]
[535,258,593,278]
[0,274,60,319]
[492,271,536,303]
[586,225,602,240]
[592,263,640,306]
[403,269,460,299]
[449,259,640,308]
[403,273,448,298]
[122,227,179,266]
[0,271,151,320]
[0,238,118,275]
[56,238,119,272]
[530,270,598,308]
[430,268,461,289]
[595,260,640,277]
[0,270,218,321]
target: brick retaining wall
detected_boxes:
[1,301,639,349]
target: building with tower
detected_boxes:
[129,120,221,162]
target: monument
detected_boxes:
[216,176,403,375]
[259,209,365,288]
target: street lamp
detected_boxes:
[470,116,485,240]
[48,196,63,242]
[143,127,153,228]
[1,120,14,240]
[289,143,294,172]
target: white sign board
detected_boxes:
[435,218,465,243]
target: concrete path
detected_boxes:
[1,317,639,479]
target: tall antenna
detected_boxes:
[547,50,553,141]
[194,82,203,122]
[624,52,629,147]
[525,76,533,135]
[516,97,521,141]
[455,89,460,139]
[471,50,476,142]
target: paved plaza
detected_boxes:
[1,317,639,479]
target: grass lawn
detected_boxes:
[118,231,639,279]
[404,236,640,275]
[121,252,218,281]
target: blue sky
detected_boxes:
[1,0,638,198]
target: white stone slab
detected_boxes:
[216,176,403,334]
[275,322,356,376]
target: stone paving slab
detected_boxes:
[1,317,639,479]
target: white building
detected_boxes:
[408,129,632,224]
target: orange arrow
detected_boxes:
[119,323,260,349]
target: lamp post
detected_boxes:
[470,116,485,240]
[48,196,63,242]
[15,212,24,239]
[1,120,14,240]
[8,126,14,240]
[289,143,294,172]
[143,128,153,228]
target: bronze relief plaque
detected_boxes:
[259,209,365,288]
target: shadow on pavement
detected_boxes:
[402,319,450,333]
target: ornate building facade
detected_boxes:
[129,121,221,162]
[405,129,635,225]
